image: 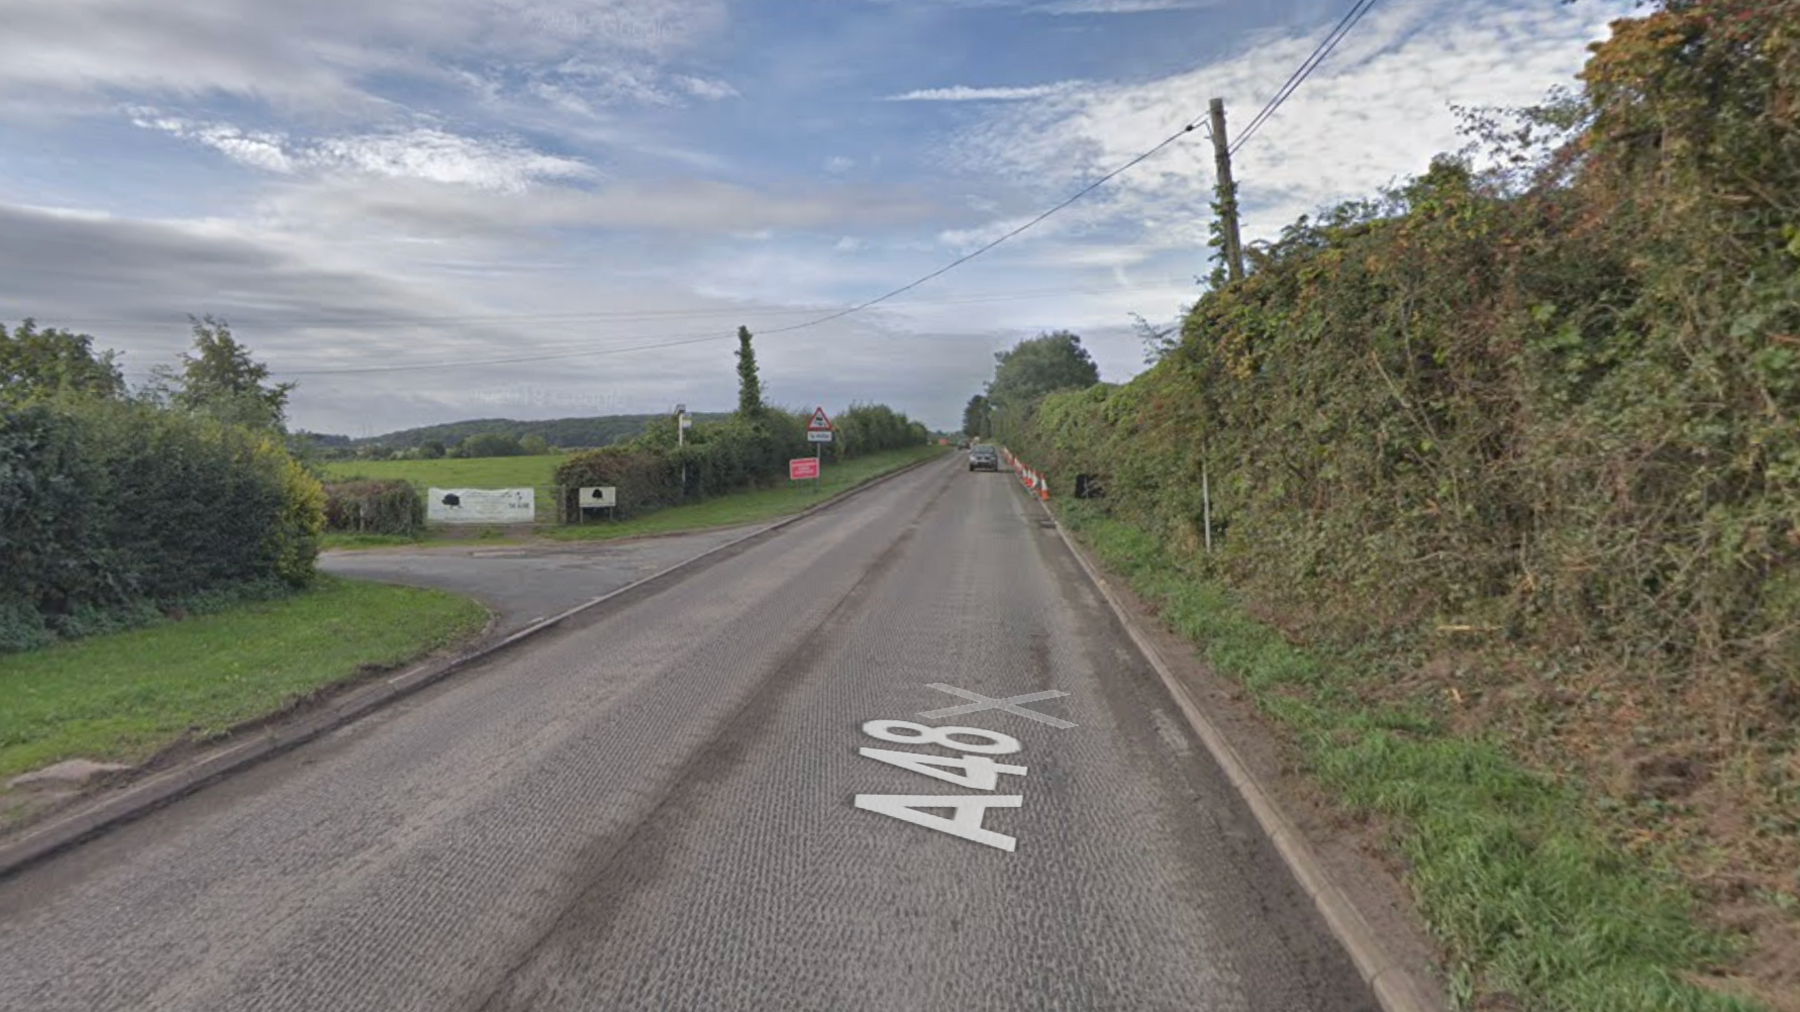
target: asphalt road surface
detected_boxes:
[0,455,1375,1012]
[319,523,772,636]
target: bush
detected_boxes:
[453,432,526,458]
[322,479,425,536]
[0,396,325,651]
[828,403,928,461]
[554,447,680,521]
[0,600,52,654]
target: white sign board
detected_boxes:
[807,430,834,443]
[578,486,617,507]
[427,487,535,524]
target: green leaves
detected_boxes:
[0,319,127,404]
[167,316,293,434]
[1,400,324,651]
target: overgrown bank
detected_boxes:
[997,2,1799,1007]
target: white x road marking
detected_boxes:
[917,683,1077,728]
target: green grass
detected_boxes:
[545,444,948,542]
[318,531,431,551]
[320,453,568,488]
[0,575,488,783]
[1057,501,1764,1012]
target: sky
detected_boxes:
[0,0,1633,436]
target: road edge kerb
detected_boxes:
[0,450,951,881]
[1034,492,1442,1012]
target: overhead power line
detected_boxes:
[1230,0,1382,156]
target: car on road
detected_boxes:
[968,445,998,471]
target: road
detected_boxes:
[0,455,1374,1012]
[319,523,773,636]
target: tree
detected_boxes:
[1130,312,1179,366]
[161,315,294,432]
[0,319,126,403]
[986,330,1099,410]
[519,433,550,456]
[735,325,764,419]
[962,394,992,438]
[419,440,447,459]
[454,433,525,458]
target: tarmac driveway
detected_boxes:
[318,524,774,635]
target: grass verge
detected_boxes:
[319,531,431,551]
[544,444,948,543]
[1057,500,1767,1012]
[0,575,487,784]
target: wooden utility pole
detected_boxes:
[1208,98,1245,284]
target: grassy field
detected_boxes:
[1055,500,1764,1012]
[546,444,948,543]
[321,454,567,489]
[0,576,487,784]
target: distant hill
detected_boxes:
[356,413,733,450]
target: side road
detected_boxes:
[319,524,771,637]
[0,450,950,878]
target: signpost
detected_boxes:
[805,407,833,495]
[577,485,617,524]
[789,457,820,481]
[676,404,690,498]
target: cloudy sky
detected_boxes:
[0,0,1630,436]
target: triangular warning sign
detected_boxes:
[807,407,832,431]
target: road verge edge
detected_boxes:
[1038,491,1442,1012]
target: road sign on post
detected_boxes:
[807,430,833,443]
[807,407,832,433]
[790,458,820,481]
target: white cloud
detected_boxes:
[825,156,857,174]
[675,75,738,100]
[132,115,594,192]
[309,129,592,191]
[939,0,1631,246]
[128,114,299,173]
[885,82,1086,102]
[1037,0,1217,13]
[0,0,728,115]
[865,0,1214,13]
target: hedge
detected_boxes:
[554,407,930,522]
[0,398,325,652]
[323,480,425,535]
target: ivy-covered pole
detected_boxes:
[1209,98,1245,283]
